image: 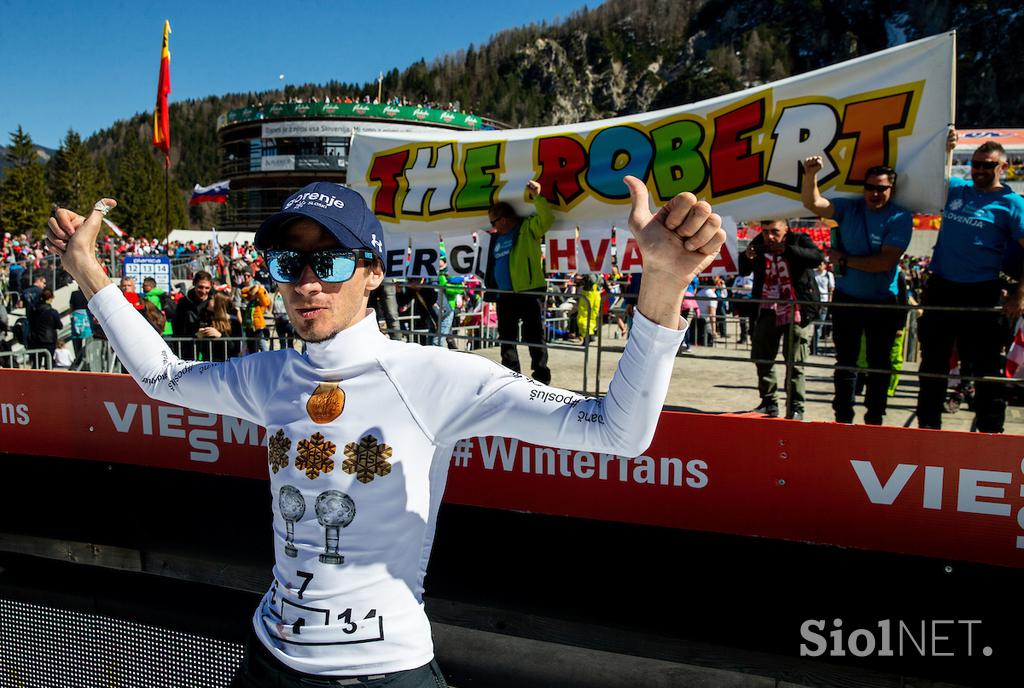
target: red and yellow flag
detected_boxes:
[152,20,171,162]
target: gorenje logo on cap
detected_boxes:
[285,191,347,211]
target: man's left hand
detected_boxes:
[1004,285,1024,320]
[624,176,725,288]
[828,247,846,263]
[525,180,541,200]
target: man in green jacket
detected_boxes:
[141,277,174,336]
[485,180,555,384]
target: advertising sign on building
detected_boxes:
[261,155,296,172]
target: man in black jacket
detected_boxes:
[27,288,62,360]
[171,270,213,359]
[739,219,823,419]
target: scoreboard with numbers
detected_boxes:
[123,256,172,293]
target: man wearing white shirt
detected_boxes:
[810,261,835,355]
[47,178,725,687]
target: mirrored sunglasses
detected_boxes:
[264,249,376,284]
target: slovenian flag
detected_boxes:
[190,180,230,205]
[102,217,125,237]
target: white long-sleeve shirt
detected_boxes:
[89,283,685,676]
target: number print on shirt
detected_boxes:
[295,570,314,599]
[265,598,385,645]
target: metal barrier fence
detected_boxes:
[4,275,1019,430]
[2,251,200,298]
[0,348,53,370]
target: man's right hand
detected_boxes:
[803,156,823,176]
[46,198,117,298]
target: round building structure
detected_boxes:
[216,101,503,231]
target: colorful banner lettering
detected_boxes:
[348,34,954,244]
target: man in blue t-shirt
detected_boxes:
[916,136,1024,432]
[803,156,912,425]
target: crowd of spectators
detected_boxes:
[3,131,1022,433]
[250,94,472,115]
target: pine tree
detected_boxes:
[0,126,50,239]
[48,129,100,215]
[114,135,166,237]
[112,134,188,237]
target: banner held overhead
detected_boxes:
[348,33,955,242]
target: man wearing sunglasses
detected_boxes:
[916,133,1024,432]
[47,179,725,687]
[802,156,912,426]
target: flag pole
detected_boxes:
[165,158,170,239]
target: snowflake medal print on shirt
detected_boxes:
[268,429,292,474]
[296,432,337,479]
[343,434,393,484]
[307,381,345,424]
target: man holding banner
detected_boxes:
[484,180,554,384]
[802,156,912,425]
[47,178,725,686]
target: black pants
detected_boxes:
[496,292,550,384]
[916,276,1007,432]
[230,630,448,688]
[831,291,902,425]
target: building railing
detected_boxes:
[218,101,497,131]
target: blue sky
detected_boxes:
[0,0,591,150]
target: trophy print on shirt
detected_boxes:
[315,490,356,564]
[342,434,393,483]
[279,485,305,557]
[306,381,345,424]
[268,429,291,474]
[296,432,336,479]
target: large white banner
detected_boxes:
[350,33,952,225]
[349,33,953,277]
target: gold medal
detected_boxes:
[306,382,345,424]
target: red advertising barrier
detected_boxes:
[2,369,1023,569]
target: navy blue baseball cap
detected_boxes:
[255,182,385,261]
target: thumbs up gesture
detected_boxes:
[46,198,117,297]
[623,176,725,289]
